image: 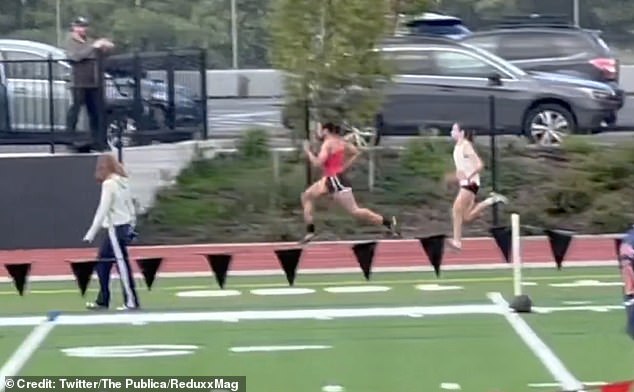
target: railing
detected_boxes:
[0,48,208,152]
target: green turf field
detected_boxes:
[0,266,632,392]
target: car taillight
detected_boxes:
[589,58,618,80]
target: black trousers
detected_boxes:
[66,87,106,151]
[626,294,634,340]
[94,224,140,308]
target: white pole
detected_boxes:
[573,0,580,27]
[511,213,522,297]
[56,0,61,47]
[368,148,375,192]
[231,0,238,69]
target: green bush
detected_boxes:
[400,138,453,181]
[545,170,595,215]
[236,128,270,160]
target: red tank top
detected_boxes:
[323,147,345,176]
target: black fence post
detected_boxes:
[166,49,176,131]
[200,48,208,140]
[47,54,55,154]
[132,51,143,130]
[487,73,503,226]
[489,94,498,226]
[304,97,311,187]
[96,51,107,154]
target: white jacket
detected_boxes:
[84,174,136,242]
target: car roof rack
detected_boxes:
[487,14,576,29]
[381,34,462,46]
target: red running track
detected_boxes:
[0,236,619,278]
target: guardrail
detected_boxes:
[202,66,634,98]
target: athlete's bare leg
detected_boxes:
[299,179,327,243]
[449,188,475,250]
[450,191,509,250]
[463,192,509,223]
[333,190,398,235]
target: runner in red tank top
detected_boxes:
[300,122,399,244]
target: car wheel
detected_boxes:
[523,104,575,147]
[107,119,134,148]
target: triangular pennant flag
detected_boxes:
[352,241,377,281]
[490,226,512,263]
[600,380,634,392]
[418,234,446,277]
[615,238,623,260]
[69,261,97,297]
[274,248,303,286]
[205,254,232,289]
[545,229,575,270]
[5,263,31,296]
[135,258,163,290]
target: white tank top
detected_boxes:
[453,141,480,186]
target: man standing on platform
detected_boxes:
[65,16,114,152]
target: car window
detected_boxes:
[409,23,471,36]
[2,50,67,80]
[462,35,500,54]
[497,33,550,60]
[593,34,611,52]
[499,32,594,60]
[433,50,499,78]
[550,33,595,57]
[385,50,437,75]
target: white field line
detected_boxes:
[528,381,606,388]
[0,321,55,392]
[0,260,617,283]
[0,304,502,328]
[0,302,621,329]
[533,305,624,314]
[488,292,584,392]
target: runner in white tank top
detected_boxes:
[453,140,480,190]
[446,123,509,251]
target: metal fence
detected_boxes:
[0,48,208,151]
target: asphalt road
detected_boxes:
[207,97,634,145]
[208,98,282,136]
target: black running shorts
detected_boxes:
[325,175,351,194]
[461,183,479,195]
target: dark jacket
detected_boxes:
[65,34,99,88]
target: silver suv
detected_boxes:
[283,36,624,147]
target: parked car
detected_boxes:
[0,39,203,143]
[460,17,623,104]
[403,13,472,40]
[282,36,624,147]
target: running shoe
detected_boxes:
[489,192,509,205]
[116,305,140,311]
[389,216,401,237]
[299,232,316,245]
[86,302,108,311]
[446,239,462,252]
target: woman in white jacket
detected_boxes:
[83,153,139,310]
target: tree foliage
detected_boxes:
[2,0,633,70]
[0,0,271,68]
[270,0,393,130]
